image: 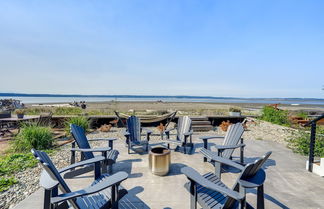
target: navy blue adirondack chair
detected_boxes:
[164,116,193,154]
[200,123,245,163]
[182,151,272,209]
[124,116,152,154]
[66,124,119,178]
[31,149,128,209]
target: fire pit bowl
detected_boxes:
[149,147,171,176]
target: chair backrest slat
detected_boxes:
[223,151,272,208]
[177,116,192,142]
[222,123,244,158]
[126,116,141,142]
[70,124,94,159]
[241,151,272,177]
[31,149,72,194]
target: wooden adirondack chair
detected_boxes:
[182,151,272,209]
[66,124,119,178]
[37,112,52,126]
[114,111,126,128]
[31,149,128,209]
[200,123,245,163]
[163,116,193,154]
[124,116,152,154]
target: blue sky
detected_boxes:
[0,0,323,98]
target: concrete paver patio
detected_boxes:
[14,133,324,209]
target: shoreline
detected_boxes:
[25,101,324,112]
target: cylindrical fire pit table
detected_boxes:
[149,147,171,176]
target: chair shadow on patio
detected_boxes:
[115,158,144,178]
[119,186,151,209]
[247,188,290,209]
[167,163,187,176]
[191,141,215,154]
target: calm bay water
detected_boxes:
[1,96,324,106]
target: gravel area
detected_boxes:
[1,120,297,209]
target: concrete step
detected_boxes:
[191,121,211,125]
[192,125,214,132]
[190,116,209,121]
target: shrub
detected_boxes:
[12,124,53,152]
[54,107,82,115]
[229,107,241,113]
[65,116,89,135]
[0,177,18,192]
[288,128,324,157]
[260,106,289,126]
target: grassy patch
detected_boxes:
[25,107,116,116]
[24,107,53,115]
[0,177,18,192]
[0,150,56,192]
[0,152,38,192]
[54,107,82,115]
[0,153,38,175]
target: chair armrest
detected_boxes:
[200,136,225,150]
[142,128,152,134]
[238,169,266,188]
[40,170,59,190]
[181,167,244,200]
[214,143,246,151]
[70,147,111,152]
[184,130,193,136]
[51,172,128,204]
[199,136,224,140]
[123,131,130,136]
[200,148,245,170]
[88,138,117,142]
[163,127,176,134]
[59,156,106,173]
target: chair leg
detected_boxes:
[214,161,221,179]
[43,189,52,209]
[239,185,247,209]
[203,139,208,162]
[189,180,197,209]
[257,185,265,209]
[240,138,244,164]
[101,151,108,173]
[108,164,112,174]
[70,142,76,170]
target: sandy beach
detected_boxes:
[25,101,324,116]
